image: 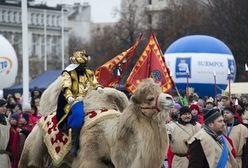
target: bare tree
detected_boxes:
[157,0,207,49]
[204,0,248,81]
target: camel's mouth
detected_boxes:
[159,93,175,110]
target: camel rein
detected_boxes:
[139,96,160,112]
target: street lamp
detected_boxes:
[21,0,29,106]
[61,5,65,70]
[44,9,47,71]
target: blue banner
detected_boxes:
[227,59,236,80]
[175,57,191,78]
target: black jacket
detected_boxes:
[188,139,209,168]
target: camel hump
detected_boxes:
[39,76,63,116]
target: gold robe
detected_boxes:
[57,68,100,126]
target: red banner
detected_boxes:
[95,34,142,87]
[126,33,174,93]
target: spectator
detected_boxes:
[23,104,41,128]
[9,113,20,168]
[167,106,201,168]
[188,109,238,167]
[223,106,248,167]
[31,97,41,114]
[18,113,32,137]
[189,104,203,124]
[0,98,11,168]
[219,95,230,111]
[31,87,42,100]
[205,97,215,110]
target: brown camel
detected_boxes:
[19,78,173,168]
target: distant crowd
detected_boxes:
[163,92,248,168]
[0,88,43,168]
[1,87,248,168]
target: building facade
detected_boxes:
[121,0,168,29]
[0,1,70,61]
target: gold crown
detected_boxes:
[70,50,91,64]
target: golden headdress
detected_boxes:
[69,50,91,64]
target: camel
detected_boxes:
[19,77,129,168]
[19,78,174,168]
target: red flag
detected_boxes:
[95,34,142,87]
[126,33,174,93]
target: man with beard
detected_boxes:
[223,106,248,168]
[167,106,201,168]
[188,108,238,168]
[56,50,102,157]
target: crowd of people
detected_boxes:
[0,88,42,168]
[163,93,248,168]
[1,86,248,168]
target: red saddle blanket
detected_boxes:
[38,109,121,167]
[38,112,71,167]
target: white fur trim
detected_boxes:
[65,64,79,71]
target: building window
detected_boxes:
[13,12,16,23]
[149,0,152,5]
[18,12,21,23]
[31,13,34,24]
[33,13,36,25]
[148,14,152,25]
[36,14,40,25]
[8,11,11,22]
[13,33,22,53]
[41,36,45,57]
[3,10,7,22]
[47,15,50,26]
[56,16,60,27]
[51,36,57,56]
[32,34,40,56]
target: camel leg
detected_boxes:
[71,127,114,168]
[19,125,47,168]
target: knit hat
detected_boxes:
[223,106,235,115]
[10,112,19,121]
[204,108,222,124]
[22,113,29,122]
[179,106,191,115]
[190,104,200,113]
[0,99,7,107]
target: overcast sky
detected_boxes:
[34,0,121,23]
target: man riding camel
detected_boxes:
[56,50,102,157]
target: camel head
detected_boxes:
[131,78,174,118]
